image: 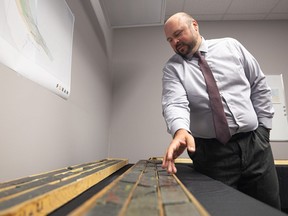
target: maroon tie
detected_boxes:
[194,51,231,144]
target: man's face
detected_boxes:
[164,18,200,59]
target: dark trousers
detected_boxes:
[189,126,281,210]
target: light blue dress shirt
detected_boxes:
[162,37,274,138]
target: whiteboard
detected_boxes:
[266,74,288,141]
[0,0,74,99]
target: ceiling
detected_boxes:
[97,0,288,28]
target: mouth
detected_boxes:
[176,43,186,53]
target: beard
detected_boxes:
[175,31,199,59]
[176,40,197,59]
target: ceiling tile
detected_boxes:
[184,0,233,14]
[271,0,288,13]
[227,0,279,13]
[223,13,267,20]
[165,0,185,17]
[100,0,165,28]
[193,14,224,21]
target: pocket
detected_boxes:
[256,126,270,143]
[254,126,271,150]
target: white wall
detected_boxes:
[1,5,287,182]
[0,0,111,182]
[109,20,288,163]
[109,26,172,162]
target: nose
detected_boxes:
[170,38,179,49]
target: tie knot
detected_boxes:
[194,51,202,59]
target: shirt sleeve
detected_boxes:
[234,39,274,129]
[162,62,191,136]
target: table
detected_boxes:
[176,163,287,216]
[50,162,287,216]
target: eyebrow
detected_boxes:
[166,29,182,42]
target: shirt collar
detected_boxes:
[186,37,207,61]
[198,37,208,54]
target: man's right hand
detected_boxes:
[162,129,196,174]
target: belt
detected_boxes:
[229,131,252,141]
[195,131,252,143]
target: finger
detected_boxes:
[172,161,177,174]
[166,144,175,161]
[186,134,196,153]
[162,153,168,168]
[167,160,174,174]
[166,159,177,174]
[167,139,182,160]
[166,160,172,173]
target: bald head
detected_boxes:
[164,12,201,59]
[165,12,194,28]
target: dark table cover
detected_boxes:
[175,163,287,216]
[276,165,288,213]
[50,163,288,216]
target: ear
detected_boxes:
[192,20,199,32]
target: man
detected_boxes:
[161,12,281,209]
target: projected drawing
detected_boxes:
[0,0,74,99]
[15,0,53,61]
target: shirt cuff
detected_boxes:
[170,119,191,137]
[258,117,273,129]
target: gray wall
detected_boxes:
[0,0,112,182]
[109,20,288,163]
